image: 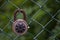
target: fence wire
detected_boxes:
[0,0,60,40]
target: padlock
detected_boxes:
[12,9,29,35]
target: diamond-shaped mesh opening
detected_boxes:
[32,9,51,26]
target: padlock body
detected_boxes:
[12,19,28,35]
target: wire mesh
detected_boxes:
[0,0,60,40]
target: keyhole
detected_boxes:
[15,23,26,33]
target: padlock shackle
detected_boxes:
[14,9,26,21]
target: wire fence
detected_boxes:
[0,0,60,40]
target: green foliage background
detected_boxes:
[0,0,60,40]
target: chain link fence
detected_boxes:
[0,0,60,40]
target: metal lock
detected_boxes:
[12,9,29,35]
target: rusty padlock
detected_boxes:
[12,9,29,35]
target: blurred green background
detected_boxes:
[0,0,60,40]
